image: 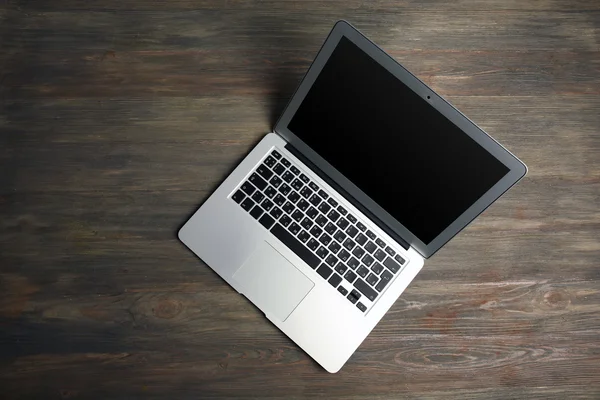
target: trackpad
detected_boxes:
[233,241,314,322]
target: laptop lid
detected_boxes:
[274,21,527,259]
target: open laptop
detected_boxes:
[178,21,527,372]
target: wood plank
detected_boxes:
[1,49,599,99]
[8,0,600,12]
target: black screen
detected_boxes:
[288,37,509,244]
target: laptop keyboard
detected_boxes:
[231,148,407,313]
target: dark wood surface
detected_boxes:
[1,1,599,399]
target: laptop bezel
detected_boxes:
[274,20,527,258]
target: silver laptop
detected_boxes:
[178,21,527,372]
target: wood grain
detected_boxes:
[1,0,599,399]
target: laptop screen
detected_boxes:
[287,36,510,245]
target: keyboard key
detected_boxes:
[273,194,286,206]
[375,270,393,292]
[318,189,328,199]
[395,254,406,265]
[256,164,273,180]
[291,210,303,222]
[357,302,367,312]
[354,278,377,301]
[309,182,319,191]
[261,199,274,211]
[297,199,310,211]
[288,191,300,204]
[300,217,313,230]
[264,186,277,198]
[334,262,347,275]
[338,286,348,296]
[350,289,362,301]
[290,166,300,175]
[299,186,312,199]
[270,206,283,219]
[271,223,320,269]
[328,273,342,287]
[282,201,294,214]
[307,238,319,251]
[352,247,365,259]
[306,206,318,219]
[291,178,303,191]
[366,273,379,286]
[333,230,347,243]
[269,176,282,188]
[336,217,349,230]
[346,225,358,238]
[280,215,292,227]
[371,262,383,275]
[316,246,328,259]
[319,234,332,246]
[324,222,337,235]
[241,197,255,211]
[251,191,265,203]
[249,173,267,190]
[343,238,356,251]
[318,202,331,214]
[250,206,264,219]
[327,198,338,207]
[362,254,374,267]
[357,266,369,278]
[289,222,301,235]
[271,150,281,159]
[383,257,401,273]
[347,214,357,223]
[374,249,386,262]
[344,270,357,284]
[376,238,386,248]
[282,171,294,183]
[348,257,360,270]
[327,209,340,222]
[317,264,333,279]
[385,246,395,256]
[298,230,310,243]
[241,182,256,196]
[308,194,321,206]
[365,241,377,254]
[356,222,367,232]
[299,173,309,183]
[310,226,323,238]
[279,183,292,196]
[259,214,275,229]
[278,183,291,196]
[338,249,350,262]
[281,158,291,167]
[347,292,359,304]
[328,241,341,254]
[337,205,347,215]
[232,190,245,203]
[366,230,377,240]
[325,254,337,267]
[356,233,367,246]
[315,215,327,227]
[273,163,285,176]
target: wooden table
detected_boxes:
[1,1,599,399]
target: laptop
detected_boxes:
[178,21,527,372]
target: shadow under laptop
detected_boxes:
[235,16,333,127]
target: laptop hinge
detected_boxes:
[285,143,410,251]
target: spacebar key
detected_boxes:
[271,223,320,269]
